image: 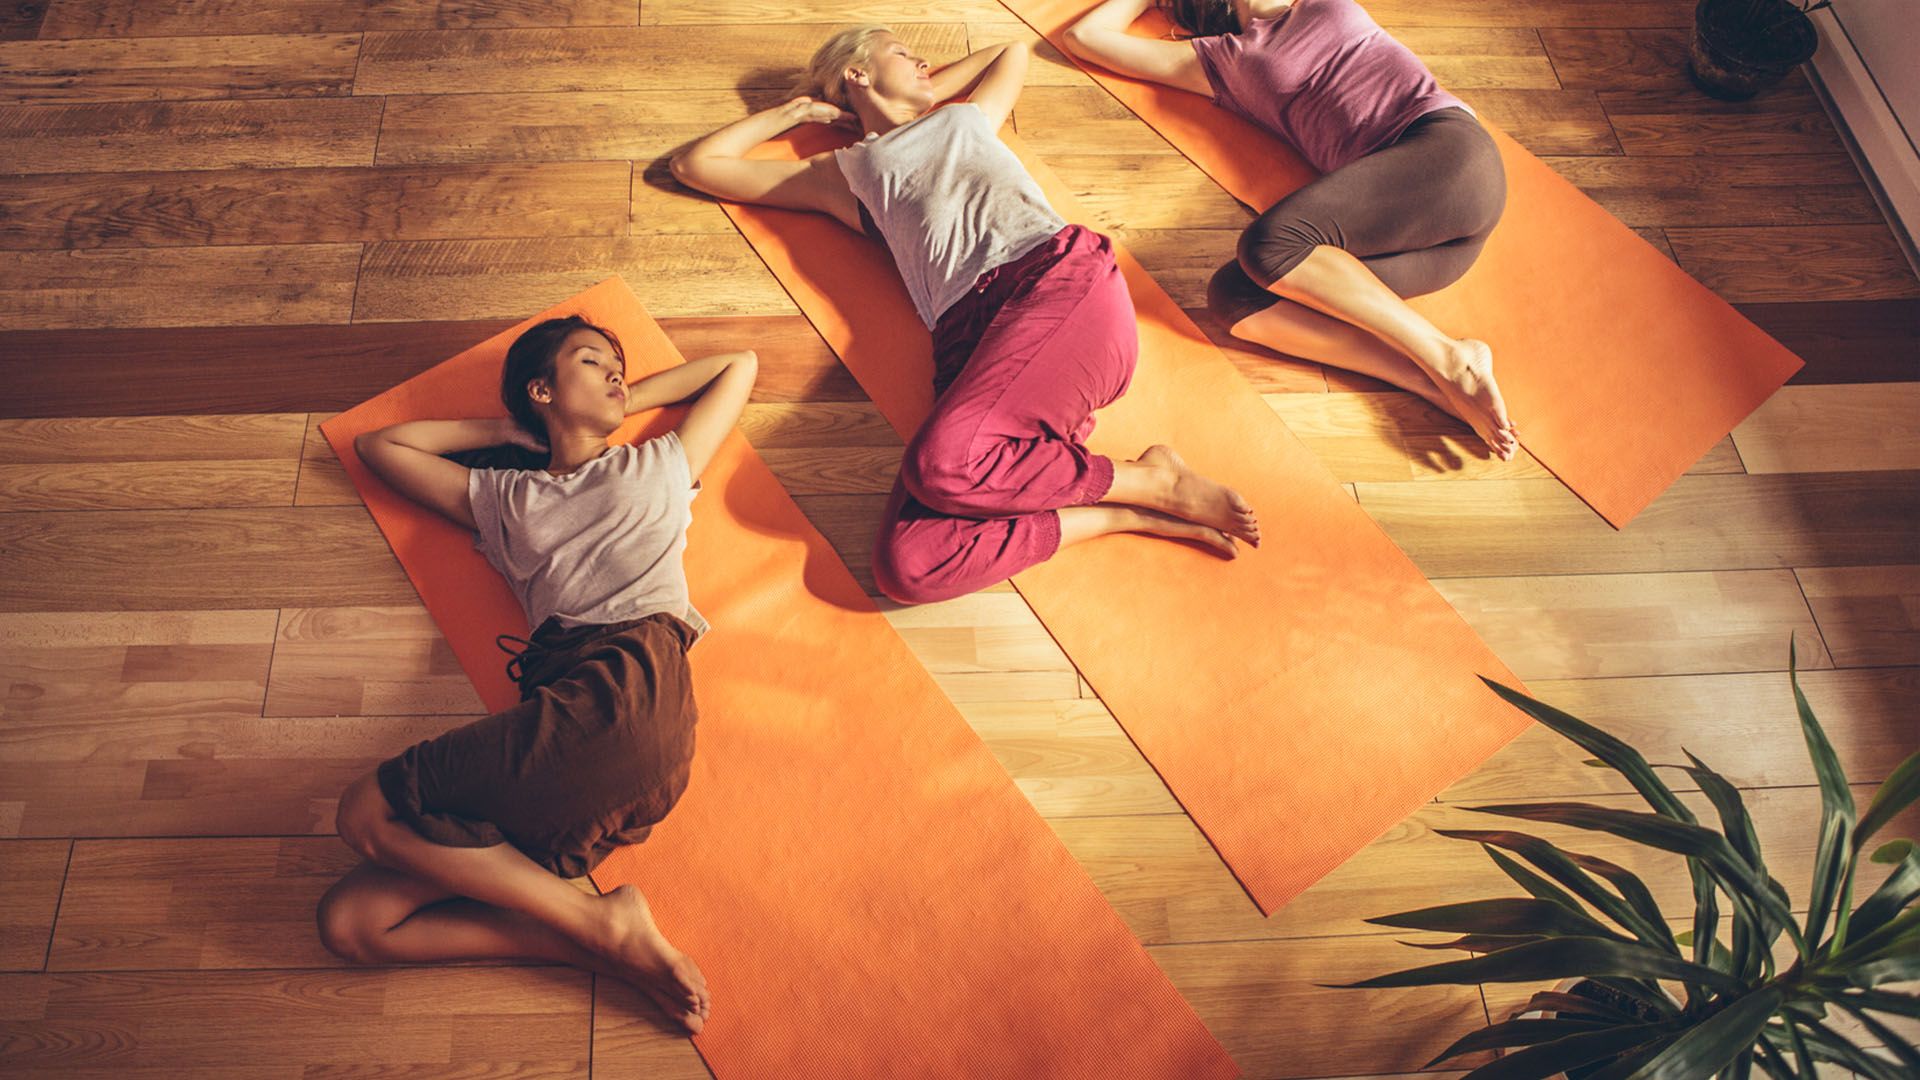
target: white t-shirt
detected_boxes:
[467,432,708,639]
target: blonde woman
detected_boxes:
[671,28,1261,604]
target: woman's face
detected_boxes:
[534,327,627,434]
[852,32,934,112]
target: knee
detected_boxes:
[872,524,960,607]
[899,427,979,513]
[1206,259,1278,327]
[314,885,378,964]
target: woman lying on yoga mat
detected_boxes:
[318,317,757,1033]
[1064,0,1517,459]
[670,29,1260,604]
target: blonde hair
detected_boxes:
[791,24,891,108]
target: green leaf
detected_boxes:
[1849,845,1920,941]
[1368,897,1624,939]
[1750,1036,1795,1080]
[1681,750,1769,874]
[1578,1035,1683,1080]
[1440,829,1677,953]
[1792,643,1857,951]
[1827,997,1920,1072]
[1339,936,1746,993]
[1482,844,1589,913]
[1505,989,1645,1024]
[1815,986,1920,1019]
[1620,987,1784,1080]
[1857,748,1920,851]
[1425,1016,1616,1067]
[1793,1018,1908,1080]
[1464,802,1804,953]
[1480,679,1696,823]
[1402,933,1543,952]
[1852,951,1920,987]
[1873,838,1916,864]
[1455,1024,1676,1080]
[1832,904,1920,967]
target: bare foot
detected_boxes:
[1122,506,1239,558]
[1138,445,1260,546]
[598,884,710,1033]
[1429,339,1517,460]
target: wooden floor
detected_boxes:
[3,0,1919,1076]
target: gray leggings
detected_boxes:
[1208,107,1507,323]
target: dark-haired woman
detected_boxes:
[316,316,757,1033]
[1064,0,1517,459]
[670,28,1261,605]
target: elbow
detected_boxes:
[1060,25,1089,58]
[668,152,707,194]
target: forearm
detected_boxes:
[624,353,742,413]
[677,102,807,165]
[931,43,1012,102]
[361,418,517,456]
[1066,0,1157,39]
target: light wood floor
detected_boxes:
[3,1,1918,1076]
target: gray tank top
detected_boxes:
[834,103,1067,329]
[467,432,708,639]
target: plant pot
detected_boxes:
[1519,979,1671,1080]
[1688,0,1820,100]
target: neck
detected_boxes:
[852,94,924,138]
[544,426,613,475]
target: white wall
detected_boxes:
[1808,1,1920,276]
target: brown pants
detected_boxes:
[1209,106,1508,321]
[376,612,699,878]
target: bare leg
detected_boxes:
[1226,296,1454,413]
[1268,245,1516,459]
[1058,504,1239,557]
[333,772,709,1031]
[1101,445,1260,546]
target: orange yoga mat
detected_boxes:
[996,0,1803,527]
[319,278,1235,1079]
[720,124,1531,914]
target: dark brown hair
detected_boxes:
[449,315,627,470]
[1159,0,1240,37]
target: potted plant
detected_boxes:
[1344,646,1920,1078]
[1688,0,1826,100]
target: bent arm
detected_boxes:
[639,351,760,481]
[1063,0,1215,96]
[938,40,1030,131]
[353,418,522,530]
[669,99,850,219]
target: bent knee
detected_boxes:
[872,527,963,607]
[314,887,379,964]
[1238,215,1327,285]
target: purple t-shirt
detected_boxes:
[1189,0,1469,174]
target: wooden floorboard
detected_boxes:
[2,2,1916,1076]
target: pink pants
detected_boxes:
[873,225,1138,605]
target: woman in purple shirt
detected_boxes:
[1066,0,1516,459]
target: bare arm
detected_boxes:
[354,418,533,530]
[1063,0,1215,96]
[630,351,760,481]
[669,99,857,225]
[935,40,1031,131]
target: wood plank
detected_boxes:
[1798,566,1920,668]
[641,0,1007,23]
[957,698,1180,817]
[1184,305,1331,394]
[0,507,414,612]
[48,838,356,971]
[375,87,779,167]
[1732,383,1920,473]
[1671,225,1920,303]
[38,0,634,37]
[1357,472,1920,578]
[0,460,297,512]
[591,979,713,1079]
[1149,935,1491,1079]
[1036,154,1251,232]
[0,841,68,972]
[792,493,884,594]
[0,2,47,40]
[0,244,360,330]
[756,446,900,494]
[0,316,860,420]
[1012,85,1179,157]
[879,592,1075,674]
[1109,227,1241,308]
[0,968,590,1073]
[0,33,361,105]
[1538,27,1693,91]
[1440,666,1920,802]
[0,162,631,250]
[1455,88,1621,156]
[294,414,357,507]
[354,24,968,94]
[1431,568,1831,679]
[1742,300,1920,385]
[1599,78,1848,156]
[265,605,485,717]
[1352,0,1692,28]
[966,20,1100,89]
[352,236,799,321]
[1392,26,1562,90]
[736,401,899,448]
[0,414,307,465]
[1541,154,1879,228]
[0,98,382,174]
[0,609,280,649]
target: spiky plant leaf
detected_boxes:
[1425,1016,1616,1067]
[1340,936,1745,992]
[1619,987,1784,1079]
[1438,829,1676,953]
[1368,897,1627,940]
[1857,748,1920,851]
